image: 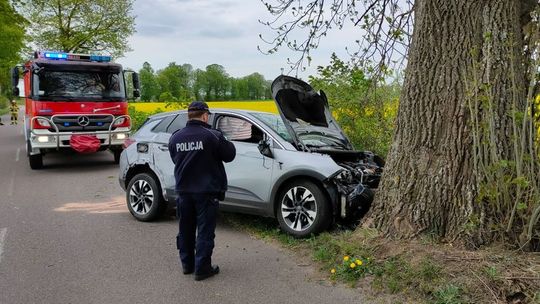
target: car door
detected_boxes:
[213,114,274,213]
[152,113,188,201]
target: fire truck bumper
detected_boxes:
[29,128,130,150]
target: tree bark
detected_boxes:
[366,0,531,246]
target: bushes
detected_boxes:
[0,95,8,113]
[128,105,162,131]
[309,54,399,157]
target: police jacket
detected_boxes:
[168,119,236,195]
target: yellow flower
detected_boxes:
[330,268,336,274]
[355,259,363,266]
[350,262,356,269]
[343,256,350,262]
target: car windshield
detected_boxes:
[33,70,126,101]
[250,112,293,142]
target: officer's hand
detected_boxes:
[215,128,229,141]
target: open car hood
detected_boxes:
[271,75,353,152]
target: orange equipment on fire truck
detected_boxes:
[11,51,140,169]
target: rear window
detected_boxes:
[167,113,188,133]
[151,115,176,133]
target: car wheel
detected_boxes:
[126,173,165,221]
[276,179,331,238]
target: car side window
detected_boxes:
[167,113,188,133]
[216,116,264,144]
[151,115,176,133]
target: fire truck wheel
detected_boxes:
[126,173,165,221]
[27,142,43,170]
[28,154,43,170]
[113,150,122,164]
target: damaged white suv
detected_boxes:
[118,76,384,237]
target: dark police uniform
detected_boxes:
[168,106,235,279]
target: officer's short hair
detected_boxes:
[188,110,207,120]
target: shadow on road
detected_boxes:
[37,151,118,171]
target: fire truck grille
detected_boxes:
[51,115,116,132]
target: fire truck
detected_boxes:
[11,51,140,169]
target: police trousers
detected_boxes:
[176,193,219,273]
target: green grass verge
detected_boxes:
[222,212,467,304]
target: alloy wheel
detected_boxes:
[129,180,154,215]
[280,186,317,232]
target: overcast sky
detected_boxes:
[116,0,360,81]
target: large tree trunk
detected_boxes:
[367,0,532,246]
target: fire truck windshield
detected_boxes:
[32,70,126,101]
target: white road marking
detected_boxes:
[15,148,20,162]
[0,228,7,264]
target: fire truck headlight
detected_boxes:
[116,133,126,140]
[36,118,51,127]
[37,136,49,143]
[113,117,126,127]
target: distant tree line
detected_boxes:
[138,62,272,102]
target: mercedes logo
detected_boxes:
[78,116,90,126]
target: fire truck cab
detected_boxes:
[11,51,140,169]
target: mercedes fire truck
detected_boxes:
[11,51,140,169]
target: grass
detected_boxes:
[222,213,453,302]
[222,212,539,304]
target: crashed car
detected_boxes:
[118,75,383,237]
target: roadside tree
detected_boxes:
[17,0,135,57]
[262,0,540,249]
[139,62,160,102]
[0,0,26,100]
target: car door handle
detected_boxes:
[158,144,168,151]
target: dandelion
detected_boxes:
[330,268,336,274]
[355,259,363,266]
[343,256,350,262]
[350,262,356,269]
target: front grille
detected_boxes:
[50,115,115,132]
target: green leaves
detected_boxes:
[308,53,399,156]
[18,0,135,58]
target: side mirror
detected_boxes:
[132,72,141,98]
[258,139,273,158]
[11,67,19,97]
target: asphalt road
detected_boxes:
[0,111,364,304]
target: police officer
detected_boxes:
[168,101,236,281]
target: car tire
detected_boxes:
[276,179,332,238]
[27,142,43,170]
[126,173,165,221]
[113,149,122,164]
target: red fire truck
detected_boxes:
[11,51,140,169]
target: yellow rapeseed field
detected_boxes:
[129,100,279,114]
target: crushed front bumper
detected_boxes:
[339,184,374,222]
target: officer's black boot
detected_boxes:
[194,265,219,281]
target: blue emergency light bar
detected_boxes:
[89,55,111,62]
[43,52,68,60]
[38,51,112,62]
